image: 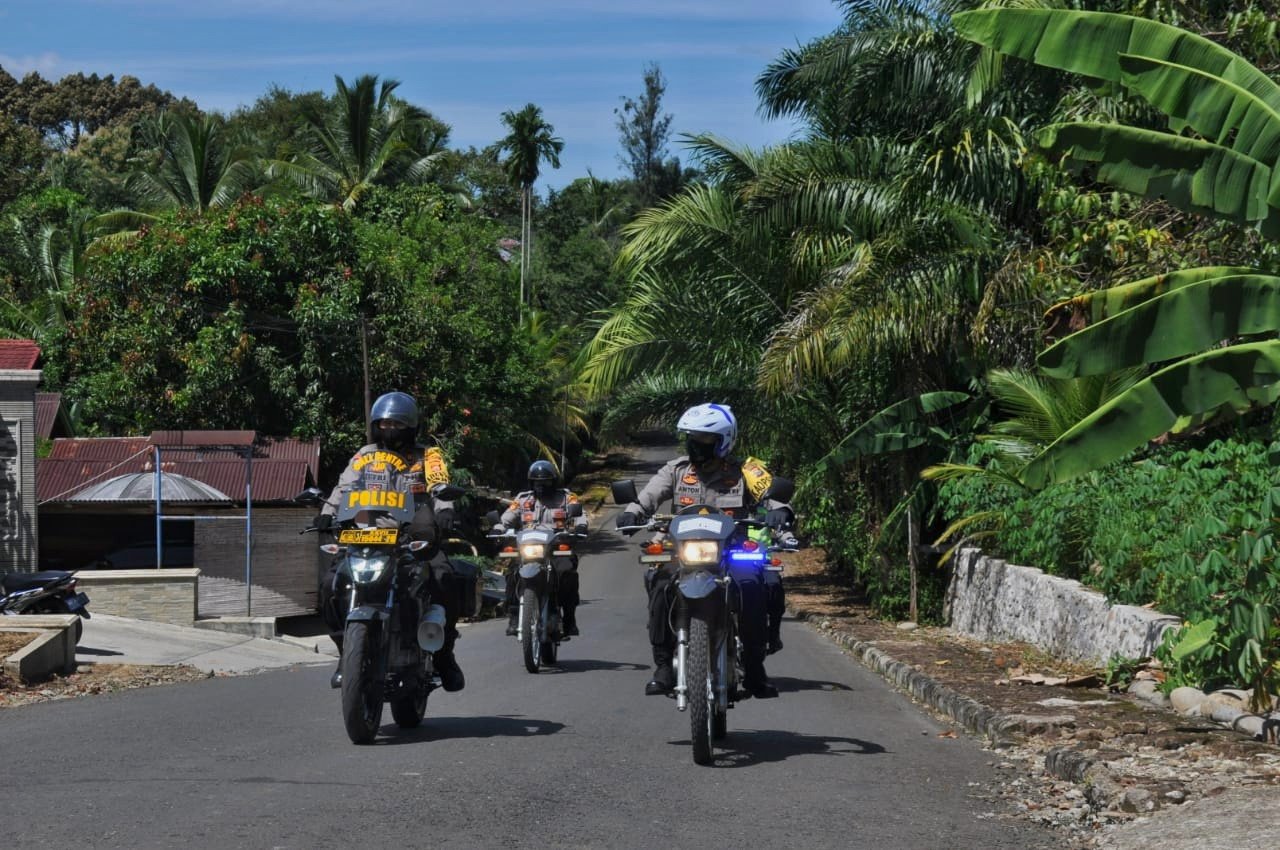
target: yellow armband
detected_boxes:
[741,456,772,502]
[424,446,450,488]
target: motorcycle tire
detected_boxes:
[390,688,428,729]
[341,621,384,745]
[689,613,713,765]
[540,594,557,665]
[521,587,542,674]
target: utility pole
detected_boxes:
[361,317,372,442]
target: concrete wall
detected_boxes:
[76,569,200,625]
[944,547,1181,665]
[2,615,78,680]
[0,370,39,573]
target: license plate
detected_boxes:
[338,528,398,544]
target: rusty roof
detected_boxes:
[39,433,321,503]
[0,339,39,370]
[35,392,67,439]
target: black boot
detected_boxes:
[742,657,778,699]
[767,630,784,655]
[645,646,675,695]
[434,649,465,692]
[506,608,518,637]
[562,606,579,637]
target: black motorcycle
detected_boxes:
[300,478,465,745]
[0,570,91,643]
[488,506,586,673]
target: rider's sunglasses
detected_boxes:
[683,432,718,445]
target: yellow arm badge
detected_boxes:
[742,457,772,502]
[423,446,450,488]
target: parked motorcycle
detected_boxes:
[611,477,795,765]
[299,477,466,745]
[489,505,586,673]
[0,570,91,643]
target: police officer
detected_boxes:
[494,460,589,637]
[315,391,466,693]
[616,403,798,699]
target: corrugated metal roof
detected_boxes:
[35,392,62,439]
[39,455,317,503]
[0,339,39,369]
[150,430,256,447]
[70,471,231,502]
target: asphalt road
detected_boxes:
[1,449,1060,850]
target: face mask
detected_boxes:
[686,436,717,464]
[375,425,412,451]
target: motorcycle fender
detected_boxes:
[678,572,718,599]
[518,562,543,581]
[345,604,387,624]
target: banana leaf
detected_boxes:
[951,9,1280,114]
[1042,266,1256,339]
[1118,55,1280,178]
[816,390,970,471]
[1038,123,1278,235]
[1021,341,1280,489]
[1039,274,1280,377]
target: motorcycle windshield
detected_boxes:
[334,468,416,528]
[669,512,736,542]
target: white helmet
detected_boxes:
[677,403,737,459]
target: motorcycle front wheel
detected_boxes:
[540,592,558,665]
[689,613,714,765]
[341,621,384,744]
[390,679,428,729]
[521,587,542,674]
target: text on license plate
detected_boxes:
[338,528,398,544]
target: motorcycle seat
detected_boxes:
[2,570,73,594]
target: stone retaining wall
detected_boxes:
[944,548,1180,665]
[75,569,200,625]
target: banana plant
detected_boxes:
[954,8,1280,488]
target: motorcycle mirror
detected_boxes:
[566,502,583,519]
[610,479,638,506]
[484,509,501,527]
[763,476,795,504]
[431,483,466,501]
[294,487,325,506]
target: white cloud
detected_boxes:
[0,51,63,77]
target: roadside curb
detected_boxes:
[792,609,1130,802]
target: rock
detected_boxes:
[1203,690,1248,713]
[1004,713,1077,734]
[1169,686,1207,716]
[1163,789,1187,804]
[1120,787,1158,813]
[897,621,919,632]
[1127,679,1159,700]
[1234,715,1265,739]
[1119,721,1148,735]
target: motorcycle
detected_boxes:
[488,504,586,673]
[298,477,466,745]
[611,477,795,765]
[0,570,91,643]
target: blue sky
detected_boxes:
[1,0,844,191]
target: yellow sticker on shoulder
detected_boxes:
[423,447,450,487]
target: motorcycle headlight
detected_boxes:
[679,540,721,566]
[520,543,547,561]
[349,553,390,583]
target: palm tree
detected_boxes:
[496,103,564,310]
[269,74,447,211]
[127,111,261,213]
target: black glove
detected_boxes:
[616,511,641,535]
[435,508,457,533]
[765,508,794,531]
[314,513,334,532]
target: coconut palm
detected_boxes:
[495,103,564,310]
[269,74,448,211]
[127,111,261,213]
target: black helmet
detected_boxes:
[370,391,418,451]
[528,459,559,501]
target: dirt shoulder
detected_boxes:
[782,549,1280,844]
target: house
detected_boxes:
[38,430,324,617]
[0,339,42,574]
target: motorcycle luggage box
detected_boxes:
[449,558,481,618]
